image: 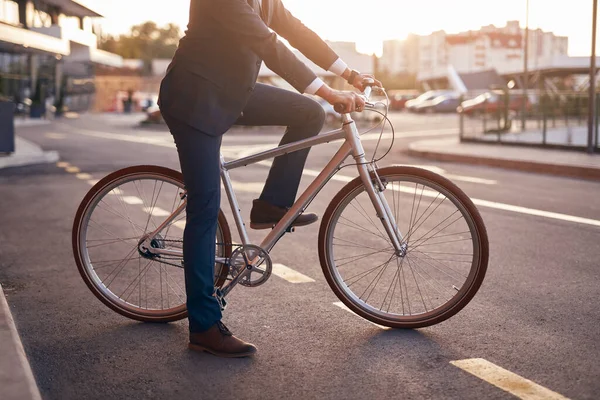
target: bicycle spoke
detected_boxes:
[406,255,428,313]
[360,254,395,302]
[344,256,394,287]
[337,216,391,242]
[408,250,468,281]
[409,236,472,252]
[333,236,387,251]
[348,199,391,246]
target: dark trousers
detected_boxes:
[162,83,325,332]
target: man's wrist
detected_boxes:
[315,84,333,100]
[341,67,351,81]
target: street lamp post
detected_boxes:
[521,0,529,130]
[588,0,598,153]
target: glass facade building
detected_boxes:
[0,0,121,115]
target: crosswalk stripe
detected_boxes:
[122,196,144,205]
[143,206,171,217]
[271,263,315,283]
[450,358,570,400]
[333,302,389,329]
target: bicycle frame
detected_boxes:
[145,112,405,296]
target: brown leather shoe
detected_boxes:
[189,322,257,358]
[250,199,318,230]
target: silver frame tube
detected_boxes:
[224,128,346,170]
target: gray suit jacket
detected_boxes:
[158,0,339,136]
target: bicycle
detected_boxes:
[72,83,489,329]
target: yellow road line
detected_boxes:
[56,161,70,168]
[65,166,80,173]
[450,358,570,400]
[75,173,92,180]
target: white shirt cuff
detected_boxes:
[304,77,325,95]
[328,58,348,76]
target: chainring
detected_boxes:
[229,244,272,287]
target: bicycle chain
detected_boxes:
[146,239,244,270]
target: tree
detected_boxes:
[99,22,181,74]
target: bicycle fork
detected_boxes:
[343,115,407,257]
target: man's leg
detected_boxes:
[236,83,326,208]
[161,112,223,333]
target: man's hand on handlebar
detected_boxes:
[351,73,382,92]
[315,85,366,114]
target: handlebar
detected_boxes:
[333,78,378,114]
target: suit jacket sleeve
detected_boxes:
[270,0,340,71]
[207,0,318,93]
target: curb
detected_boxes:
[0,137,59,170]
[407,142,600,181]
[0,284,42,400]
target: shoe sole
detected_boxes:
[188,343,257,358]
[250,216,319,230]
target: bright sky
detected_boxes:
[99,0,599,57]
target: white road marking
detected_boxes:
[87,179,99,186]
[230,181,265,193]
[65,166,80,173]
[450,358,570,400]
[232,171,600,228]
[122,196,144,205]
[445,174,497,185]
[271,263,315,283]
[143,206,171,217]
[333,302,389,329]
[56,161,70,168]
[45,133,67,139]
[173,220,186,230]
[64,127,598,228]
[75,173,92,180]
[470,198,600,228]
[62,126,176,148]
[107,188,123,195]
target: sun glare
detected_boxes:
[101,0,597,57]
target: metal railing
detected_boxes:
[458,90,599,152]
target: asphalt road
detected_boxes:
[1,111,599,400]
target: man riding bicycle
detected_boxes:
[158,0,381,358]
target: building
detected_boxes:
[0,0,122,115]
[380,21,569,89]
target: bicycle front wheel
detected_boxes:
[72,165,232,323]
[319,166,488,328]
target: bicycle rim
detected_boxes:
[320,167,488,328]
[74,168,228,320]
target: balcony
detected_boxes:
[31,25,96,47]
[0,23,69,55]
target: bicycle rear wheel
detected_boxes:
[319,166,488,328]
[72,165,232,323]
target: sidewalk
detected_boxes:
[0,136,59,170]
[407,138,600,181]
[0,285,42,400]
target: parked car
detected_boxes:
[387,90,419,111]
[413,93,462,113]
[405,90,454,112]
[457,91,532,116]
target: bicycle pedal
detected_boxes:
[214,289,227,311]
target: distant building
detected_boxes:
[0,0,122,114]
[380,21,569,89]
